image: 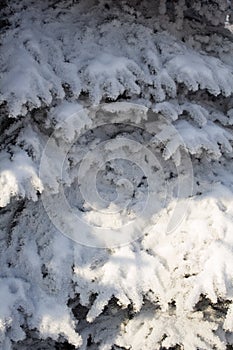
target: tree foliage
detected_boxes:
[0,0,233,349]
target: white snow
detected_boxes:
[0,0,233,349]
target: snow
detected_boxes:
[0,150,43,207]
[0,0,233,349]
